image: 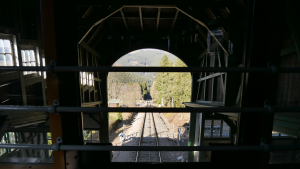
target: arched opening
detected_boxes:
[107,48,191,107]
[107,48,192,162]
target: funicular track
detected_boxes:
[135,101,162,163]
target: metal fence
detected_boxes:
[0,64,300,152]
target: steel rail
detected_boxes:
[135,109,147,162]
[1,144,300,152]
[151,108,162,163]
[1,106,300,113]
[1,66,300,73]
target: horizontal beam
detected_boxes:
[109,17,187,20]
[1,66,300,73]
[195,100,224,106]
[1,105,300,113]
[82,101,102,107]
[0,144,299,152]
[25,76,43,86]
[0,72,19,83]
[197,73,225,82]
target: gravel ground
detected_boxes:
[153,113,188,162]
[111,102,188,162]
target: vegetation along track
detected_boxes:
[135,101,162,163]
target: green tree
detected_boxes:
[155,54,173,106]
[172,58,191,107]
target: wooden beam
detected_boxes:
[198,41,218,60]
[82,6,94,18]
[80,41,101,59]
[139,7,143,33]
[82,101,102,107]
[25,76,43,86]
[93,26,109,48]
[87,22,104,45]
[170,9,179,34]
[0,72,19,83]
[120,9,130,34]
[41,1,65,168]
[94,77,102,82]
[197,73,225,82]
[78,5,123,44]
[109,16,186,20]
[156,8,161,33]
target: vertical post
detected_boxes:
[197,113,206,162]
[11,1,27,106]
[41,0,84,167]
[98,72,109,143]
[237,0,283,167]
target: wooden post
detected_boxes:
[237,0,284,167]
[41,0,84,168]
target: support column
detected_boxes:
[41,0,84,168]
[98,72,109,143]
[237,0,283,167]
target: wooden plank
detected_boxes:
[80,41,101,59]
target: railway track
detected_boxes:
[135,101,162,163]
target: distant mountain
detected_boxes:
[113,49,178,67]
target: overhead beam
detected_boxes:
[78,5,123,44]
[77,2,231,9]
[156,8,161,33]
[80,41,101,59]
[170,9,179,34]
[82,6,94,18]
[87,22,105,45]
[120,9,130,34]
[93,26,109,48]
[139,7,143,33]
[109,17,187,20]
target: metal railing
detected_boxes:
[0,65,300,73]
[0,144,299,152]
[0,105,299,113]
[1,64,300,153]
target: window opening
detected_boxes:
[0,38,15,66]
